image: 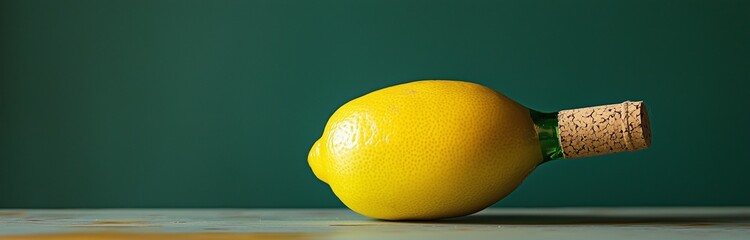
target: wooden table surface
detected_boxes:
[1,208,749,239]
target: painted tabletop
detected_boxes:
[1,208,749,239]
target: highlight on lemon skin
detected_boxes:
[308,80,542,220]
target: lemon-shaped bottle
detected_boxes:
[308,80,650,220]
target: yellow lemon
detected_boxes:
[308,80,542,220]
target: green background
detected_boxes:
[1,0,748,208]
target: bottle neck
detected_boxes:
[531,101,652,163]
[530,110,564,163]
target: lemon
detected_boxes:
[308,80,542,220]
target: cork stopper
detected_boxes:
[558,101,651,159]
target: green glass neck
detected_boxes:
[530,110,564,163]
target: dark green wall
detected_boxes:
[1,0,748,208]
